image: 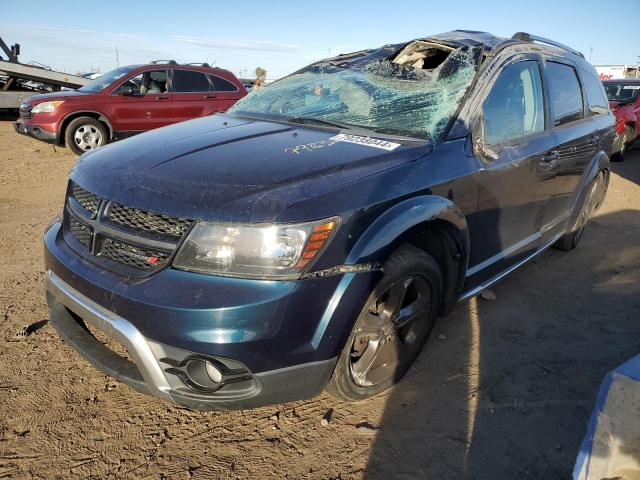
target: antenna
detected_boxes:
[115,44,119,67]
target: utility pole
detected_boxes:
[589,47,593,63]
[115,44,120,67]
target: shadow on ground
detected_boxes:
[364,208,640,480]
[611,149,640,185]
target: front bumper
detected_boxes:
[14,120,58,143]
[46,269,338,410]
[44,220,380,409]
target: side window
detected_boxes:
[173,70,210,92]
[582,72,609,116]
[546,62,584,126]
[482,61,545,146]
[208,75,238,92]
[114,70,168,95]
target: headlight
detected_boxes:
[173,217,339,279]
[31,100,65,113]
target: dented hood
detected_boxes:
[70,114,431,223]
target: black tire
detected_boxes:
[64,116,108,156]
[327,244,443,401]
[611,125,634,162]
[554,171,605,251]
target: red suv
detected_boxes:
[14,62,247,155]
[603,79,640,160]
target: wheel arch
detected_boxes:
[59,111,113,145]
[346,195,470,314]
[566,150,610,230]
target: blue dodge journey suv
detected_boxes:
[44,31,614,410]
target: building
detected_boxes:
[595,65,640,80]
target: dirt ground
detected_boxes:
[0,120,638,480]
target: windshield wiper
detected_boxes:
[286,116,357,130]
[285,116,421,141]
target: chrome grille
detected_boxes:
[71,184,101,216]
[99,238,171,270]
[107,202,192,238]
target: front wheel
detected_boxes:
[64,116,108,156]
[327,244,443,401]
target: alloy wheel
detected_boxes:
[577,173,603,229]
[572,172,604,245]
[349,275,432,387]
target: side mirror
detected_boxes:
[119,85,134,96]
[472,114,498,161]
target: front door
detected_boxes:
[466,56,557,285]
[109,69,174,133]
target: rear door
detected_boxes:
[207,73,243,112]
[539,59,597,233]
[467,55,557,283]
[109,69,173,133]
[171,69,231,123]
[581,69,616,160]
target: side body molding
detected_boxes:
[345,195,470,268]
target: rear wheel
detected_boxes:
[327,244,442,401]
[64,116,108,156]
[554,171,605,251]
[611,125,634,162]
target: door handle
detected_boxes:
[539,150,559,163]
[155,96,169,100]
[204,94,217,99]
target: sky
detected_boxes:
[2,0,639,80]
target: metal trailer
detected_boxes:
[0,35,90,110]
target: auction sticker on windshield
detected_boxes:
[330,134,400,151]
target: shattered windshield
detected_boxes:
[228,46,479,140]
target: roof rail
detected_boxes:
[184,62,213,68]
[149,59,177,64]
[512,32,584,59]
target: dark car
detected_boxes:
[14,62,247,155]
[602,79,640,160]
[44,31,614,410]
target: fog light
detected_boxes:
[205,362,223,383]
[184,359,223,390]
